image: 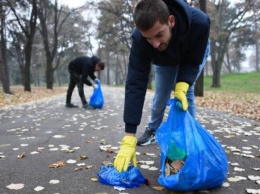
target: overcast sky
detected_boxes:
[57,0,87,8]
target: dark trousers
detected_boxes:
[66,72,87,106]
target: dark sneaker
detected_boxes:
[83,104,95,109]
[65,103,78,108]
[137,127,156,146]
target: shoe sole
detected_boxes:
[139,136,156,146]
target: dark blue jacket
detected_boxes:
[124,0,210,133]
[68,56,100,86]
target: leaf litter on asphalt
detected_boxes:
[2,88,260,193]
[6,183,24,190]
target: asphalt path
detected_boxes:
[0,86,259,194]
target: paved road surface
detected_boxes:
[0,86,259,194]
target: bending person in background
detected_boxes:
[65,56,105,109]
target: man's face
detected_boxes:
[140,16,175,51]
[95,65,102,72]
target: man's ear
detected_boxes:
[168,15,175,28]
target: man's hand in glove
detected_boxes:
[92,83,98,89]
[174,82,189,111]
[114,135,137,172]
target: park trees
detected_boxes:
[0,0,259,94]
[6,0,38,92]
[208,0,258,87]
[37,0,93,89]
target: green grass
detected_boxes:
[203,71,260,92]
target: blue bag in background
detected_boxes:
[89,80,104,108]
[97,165,147,188]
[156,98,228,192]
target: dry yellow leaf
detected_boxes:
[106,148,114,153]
[17,152,25,159]
[86,165,93,169]
[74,167,83,171]
[91,178,98,182]
[49,163,59,168]
[49,160,65,168]
[152,186,164,191]
[79,155,88,160]
[57,161,65,167]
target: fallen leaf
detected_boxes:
[34,186,44,191]
[57,161,65,167]
[64,149,75,153]
[86,165,93,169]
[222,182,230,187]
[52,135,65,138]
[246,189,260,194]
[102,161,113,166]
[228,176,247,182]
[77,163,86,166]
[74,167,83,171]
[248,175,260,181]
[91,178,98,182]
[100,145,112,151]
[234,167,245,172]
[49,180,60,184]
[49,160,65,168]
[140,165,150,169]
[149,166,158,171]
[30,151,39,155]
[6,183,24,190]
[113,186,125,191]
[17,152,25,159]
[49,163,59,168]
[67,159,77,164]
[153,186,164,191]
[78,155,88,160]
[106,147,114,153]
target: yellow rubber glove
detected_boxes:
[174,82,189,111]
[114,136,137,172]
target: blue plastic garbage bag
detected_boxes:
[89,80,104,108]
[156,98,228,192]
[97,165,147,188]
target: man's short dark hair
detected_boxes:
[134,0,170,31]
[97,61,105,70]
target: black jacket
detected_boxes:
[124,0,211,133]
[68,56,100,86]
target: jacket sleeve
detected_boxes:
[89,72,96,81]
[177,9,210,85]
[124,30,152,134]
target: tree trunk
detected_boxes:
[256,41,259,71]
[106,51,110,85]
[211,36,229,87]
[46,56,54,89]
[194,0,206,96]
[23,41,32,91]
[0,4,11,94]
[211,60,221,87]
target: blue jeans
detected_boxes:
[148,40,210,131]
